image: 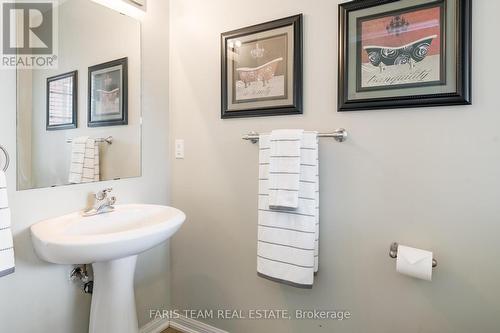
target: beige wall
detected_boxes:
[0,0,170,331]
[169,0,500,332]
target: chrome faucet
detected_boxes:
[82,188,116,217]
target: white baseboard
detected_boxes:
[140,317,170,333]
[140,315,228,333]
[170,315,228,333]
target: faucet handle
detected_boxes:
[95,187,113,200]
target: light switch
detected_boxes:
[175,139,184,159]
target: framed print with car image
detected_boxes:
[221,14,303,118]
[338,0,471,111]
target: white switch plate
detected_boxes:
[175,139,184,159]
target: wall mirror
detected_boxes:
[16,0,142,190]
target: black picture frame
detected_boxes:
[221,14,303,119]
[88,57,128,127]
[46,70,78,131]
[338,0,472,111]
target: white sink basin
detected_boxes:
[31,204,185,264]
[30,204,186,333]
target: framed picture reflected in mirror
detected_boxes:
[46,70,78,131]
[88,57,128,127]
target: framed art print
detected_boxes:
[88,57,128,127]
[338,0,471,111]
[46,71,77,131]
[221,14,303,118]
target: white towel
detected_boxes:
[0,171,15,278]
[269,129,304,210]
[69,137,100,184]
[257,132,319,288]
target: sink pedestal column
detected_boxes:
[89,255,139,333]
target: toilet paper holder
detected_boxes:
[390,242,437,268]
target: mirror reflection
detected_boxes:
[16,0,142,190]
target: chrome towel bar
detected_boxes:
[390,242,437,268]
[242,128,348,144]
[66,136,113,145]
[0,144,9,172]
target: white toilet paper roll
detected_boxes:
[396,245,433,281]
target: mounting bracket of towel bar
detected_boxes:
[242,128,348,144]
[0,144,9,172]
[390,242,438,268]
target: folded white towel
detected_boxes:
[257,132,319,288]
[0,188,7,209]
[0,171,5,188]
[69,137,100,184]
[268,129,304,210]
[0,171,14,278]
[94,141,100,182]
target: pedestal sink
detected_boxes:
[30,204,186,333]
